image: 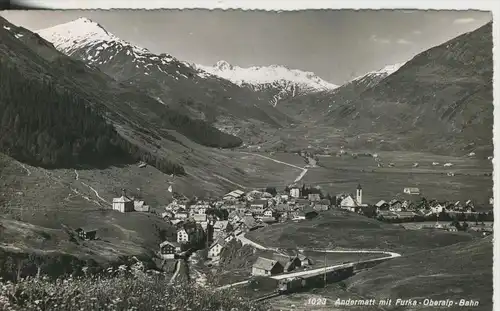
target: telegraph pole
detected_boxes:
[323,253,327,288]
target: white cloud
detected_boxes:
[412,30,422,35]
[397,38,413,45]
[369,34,390,44]
[453,17,476,24]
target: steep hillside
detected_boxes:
[37,18,292,140]
[196,60,338,106]
[321,22,493,156]
[1,16,305,199]
[275,63,404,122]
[1,17,251,176]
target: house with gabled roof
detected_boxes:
[389,200,403,212]
[112,195,134,213]
[308,193,321,202]
[403,187,420,195]
[159,241,181,259]
[283,255,302,272]
[75,227,97,240]
[275,204,291,213]
[313,199,330,211]
[240,216,258,231]
[228,211,243,223]
[192,214,207,223]
[252,257,284,276]
[430,203,445,214]
[263,208,274,218]
[214,220,230,232]
[208,238,226,259]
[250,199,268,209]
[223,189,245,201]
[177,228,190,243]
[297,254,313,266]
[133,200,150,212]
[175,211,189,220]
[375,200,389,209]
[289,186,301,198]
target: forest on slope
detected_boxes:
[0,61,185,175]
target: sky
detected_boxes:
[0,9,492,84]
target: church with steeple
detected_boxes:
[340,183,367,211]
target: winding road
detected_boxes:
[216,234,401,291]
[239,151,309,183]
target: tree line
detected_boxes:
[0,61,185,175]
[162,108,243,149]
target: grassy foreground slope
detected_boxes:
[0,272,267,311]
[248,211,492,311]
[344,236,493,310]
[247,210,476,254]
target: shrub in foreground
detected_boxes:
[0,273,267,311]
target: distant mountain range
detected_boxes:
[300,22,493,156]
[195,61,338,106]
[273,62,406,122]
[37,18,292,140]
[1,15,492,172]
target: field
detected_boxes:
[0,153,181,276]
[248,211,492,311]
[400,221,494,230]
[341,237,493,311]
[301,251,384,266]
[318,150,491,173]
[263,151,308,167]
[204,149,494,205]
[247,210,477,255]
[301,151,492,205]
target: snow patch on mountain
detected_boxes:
[352,62,406,82]
[196,61,338,91]
[37,18,149,55]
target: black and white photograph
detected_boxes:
[0,2,495,311]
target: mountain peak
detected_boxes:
[198,62,338,91]
[350,62,406,83]
[214,60,233,71]
[37,17,116,50]
[37,18,152,56]
[75,17,95,24]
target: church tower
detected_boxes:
[356,184,362,205]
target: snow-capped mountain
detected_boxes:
[319,62,407,116]
[37,17,191,78]
[196,61,338,106]
[349,62,406,88]
[272,61,408,123]
[36,18,291,140]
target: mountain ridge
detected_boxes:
[320,21,493,156]
[196,60,338,106]
[37,18,293,142]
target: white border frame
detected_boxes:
[6,0,500,309]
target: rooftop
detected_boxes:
[112,196,132,203]
[253,257,280,270]
[160,240,180,248]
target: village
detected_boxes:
[68,180,495,281]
